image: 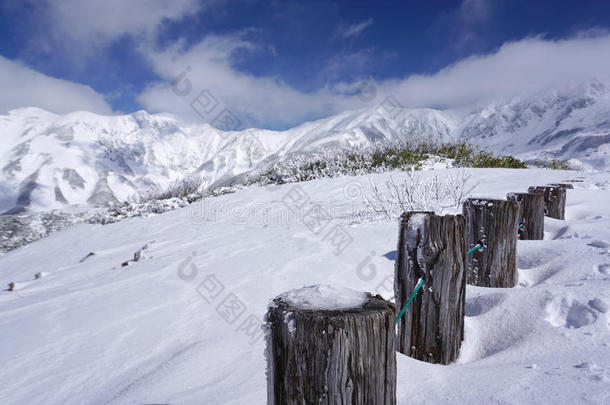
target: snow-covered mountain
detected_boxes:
[461,80,610,164]
[1,79,609,214]
[0,105,458,214]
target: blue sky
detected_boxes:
[2,0,610,129]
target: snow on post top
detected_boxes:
[277,284,369,311]
[406,213,428,246]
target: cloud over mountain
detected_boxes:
[138,32,610,128]
[0,55,112,115]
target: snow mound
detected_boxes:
[277,284,369,310]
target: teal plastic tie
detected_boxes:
[395,278,425,324]
[466,243,482,255]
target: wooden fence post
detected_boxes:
[506,191,545,240]
[265,286,396,405]
[528,185,567,220]
[463,198,520,288]
[394,211,467,364]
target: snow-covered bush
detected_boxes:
[0,181,249,253]
[0,210,92,252]
[252,139,440,185]
[253,140,534,187]
[527,158,573,170]
[363,168,478,220]
[133,174,204,203]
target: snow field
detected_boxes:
[0,168,609,404]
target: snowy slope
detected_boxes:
[2,79,610,214]
[1,168,609,404]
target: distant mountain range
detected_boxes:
[1,79,609,214]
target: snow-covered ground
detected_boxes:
[1,168,609,404]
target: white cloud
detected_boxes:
[5,0,206,65]
[40,0,202,46]
[138,35,363,128]
[338,18,374,39]
[383,34,610,109]
[0,55,113,115]
[138,32,610,129]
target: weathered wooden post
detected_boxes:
[265,285,396,405]
[528,185,567,220]
[394,211,467,364]
[462,198,520,288]
[506,191,545,240]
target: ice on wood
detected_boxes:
[276,284,369,311]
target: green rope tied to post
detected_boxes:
[395,277,425,324]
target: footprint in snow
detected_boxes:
[588,298,609,313]
[573,362,609,382]
[598,263,610,275]
[587,240,609,249]
[553,226,570,240]
[546,296,598,328]
[564,282,585,287]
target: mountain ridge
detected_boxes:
[1,80,609,214]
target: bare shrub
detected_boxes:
[363,168,478,220]
[444,170,477,208]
